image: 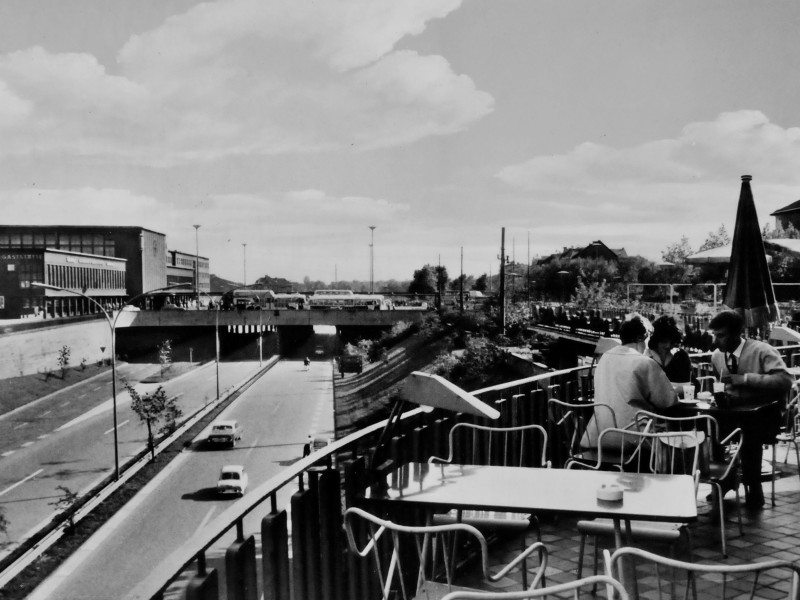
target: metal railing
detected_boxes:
[125,364,592,600]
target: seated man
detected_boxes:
[709,310,794,509]
[583,316,678,449]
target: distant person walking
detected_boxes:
[303,357,310,370]
[302,435,312,457]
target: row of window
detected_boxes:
[0,231,116,257]
[46,264,125,291]
[14,263,44,289]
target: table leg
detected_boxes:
[614,518,638,599]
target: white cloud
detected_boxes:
[496,111,800,259]
[0,0,491,165]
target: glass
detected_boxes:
[682,385,695,401]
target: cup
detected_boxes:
[713,382,725,394]
[682,385,695,401]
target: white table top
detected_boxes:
[364,463,697,523]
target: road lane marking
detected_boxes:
[1,451,15,457]
[21,442,34,448]
[42,410,52,416]
[61,401,71,407]
[37,434,49,440]
[104,420,130,435]
[196,507,217,535]
[78,393,88,399]
[13,422,29,430]
[0,469,44,497]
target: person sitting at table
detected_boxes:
[709,309,794,509]
[645,315,692,384]
[583,315,678,450]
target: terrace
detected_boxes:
[127,344,800,600]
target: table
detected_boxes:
[362,462,697,537]
[361,463,697,594]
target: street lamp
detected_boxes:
[369,226,376,294]
[32,282,189,480]
[242,243,247,286]
[193,225,201,308]
[193,288,222,400]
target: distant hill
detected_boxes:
[209,274,241,293]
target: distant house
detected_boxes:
[770,200,800,231]
[537,240,627,265]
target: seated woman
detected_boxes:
[645,315,692,384]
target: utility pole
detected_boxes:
[369,226,376,294]
[459,246,464,313]
[242,243,247,286]
[499,228,506,333]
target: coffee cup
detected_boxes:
[683,385,695,401]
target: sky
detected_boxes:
[2,0,800,284]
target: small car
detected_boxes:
[217,465,248,496]
[207,420,243,447]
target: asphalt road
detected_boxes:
[29,359,334,600]
[0,360,263,560]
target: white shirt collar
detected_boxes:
[729,337,745,359]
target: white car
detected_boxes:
[207,420,243,447]
[217,465,248,496]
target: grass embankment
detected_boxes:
[0,364,111,416]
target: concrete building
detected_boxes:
[0,226,167,319]
[166,249,210,297]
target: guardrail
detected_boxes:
[125,364,592,600]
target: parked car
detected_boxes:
[207,420,243,447]
[216,465,248,496]
[338,354,363,377]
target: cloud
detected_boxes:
[496,110,800,258]
[0,0,492,165]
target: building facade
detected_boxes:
[166,249,210,297]
[0,226,168,319]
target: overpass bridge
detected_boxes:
[114,308,426,329]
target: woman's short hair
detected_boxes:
[649,315,683,348]
[619,316,649,345]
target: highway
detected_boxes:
[28,359,334,600]
[0,360,263,561]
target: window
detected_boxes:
[104,240,115,257]
[10,233,21,248]
[0,233,8,247]
[22,232,33,247]
[46,233,56,248]
[33,233,45,248]
[93,234,104,255]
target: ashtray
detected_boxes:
[596,483,624,502]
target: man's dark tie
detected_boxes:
[727,353,738,374]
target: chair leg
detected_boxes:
[734,485,744,538]
[577,532,586,580]
[713,483,727,557]
[772,443,777,506]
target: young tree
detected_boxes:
[49,485,80,533]
[0,507,8,538]
[57,344,71,378]
[126,382,182,460]
[473,273,489,292]
[661,236,694,264]
[157,339,173,378]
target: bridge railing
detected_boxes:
[125,364,591,600]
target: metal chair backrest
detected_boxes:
[604,546,800,600]
[578,427,700,483]
[429,422,549,469]
[343,507,548,600]
[440,575,629,600]
[548,398,618,466]
[633,410,721,473]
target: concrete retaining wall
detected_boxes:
[0,320,109,379]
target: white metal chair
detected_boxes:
[440,575,629,600]
[548,398,621,469]
[343,506,548,600]
[772,396,800,505]
[569,427,700,584]
[428,422,549,587]
[604,546,800,600]
[634,409,744,556]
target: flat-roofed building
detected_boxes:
[0,225,167,318]
[167,249,210,297]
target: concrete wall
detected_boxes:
[0,320,109,378]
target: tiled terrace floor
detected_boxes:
[457,447,800,598]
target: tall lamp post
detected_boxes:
[32,282,189,480]
[242,243,247,286]
[369,226,376,294]
[193,225,201,307]
[194,288,222,399]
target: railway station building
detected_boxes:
[0,225,169,319]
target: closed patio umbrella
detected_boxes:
[723,175,779,328]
